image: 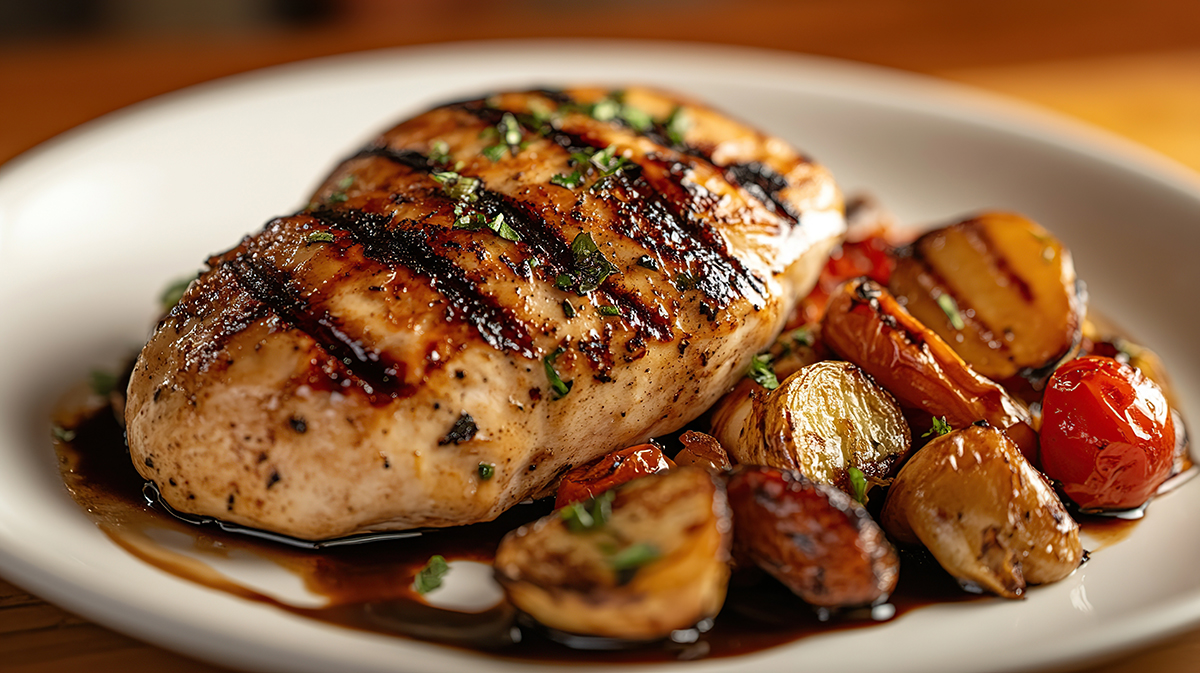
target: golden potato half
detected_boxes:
[493,467,732,640]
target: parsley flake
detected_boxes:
[848,466,868,504]
[636,255,659,271]
[923,416,953,438]
[412,555,450,595]
[599,305,620,316]
[428,140,450,166]
[51,425,76,443]
[432,171,480,203]
[561,490,615,532]
[557,232,619,294]
[159,275,195,312]
[664,106,691,146]
[562,300,576,319]
[747,353,780,390]
[609,542,660,572]
[499,112,523,147]
[306,232,335,244]
[544,347,573,399]
[482,144,506,162]
[477,462,495,480]
[550,170,585,189]
[936,293,966,330]
[790,325,816,347]
[90,370,118,397]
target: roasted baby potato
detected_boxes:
[555,443,674,508]
[888,212,1085,385]
[711,360,911,497]
[881,424,1082,599]
[726,465,898,607]
[822,278,1036,458]
[674,431,732,473]
[494,467,732,641]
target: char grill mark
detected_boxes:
[605,161,766,310]
[350,146,432,172]
[724,162,801,223]
[224,252,409,400]
[310,208,539,359]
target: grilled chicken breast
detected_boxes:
[125,87,844,540]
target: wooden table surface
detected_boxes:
[3,2,1200,671]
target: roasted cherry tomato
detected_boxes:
[1040,356,1175,511]
[554,444,674,508]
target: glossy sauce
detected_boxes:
[57,409,984,663]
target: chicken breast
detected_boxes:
[125,87,845,540]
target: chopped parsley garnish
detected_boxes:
[499,112,522,147]
[51,425,76,443]
[923,416,953,438]
[589,97,621,122]
[431,171,480,203]
[437,412,477,446]
[664,106,691,146]
[159,275,194,311]
[90,370,118,397]
[306,232,335,244]
[453,208,521,243]
[936,293,966,330]
[550,170,585,189]
[598,305,621,316]
[561,490,615,533]
[589,144,630,177]
[543,346,573,399]
[326,174,354,203]
[556,232,619,294]
[412,555,450,595]
[620,105,653,132]
[562,300,576,318]
[477,462,495,480]
[428,140,450,166]
[482,144,506,162]
[636,255,659,271]
[747,353,780,390]
[674,272,696,291]
[609,542,660,572]
[848,466,868,504]
[790,325,816,347]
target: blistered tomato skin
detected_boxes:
[1040,356,1175,511]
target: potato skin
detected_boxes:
[494,467,732,640]
[726,465,898,607]
[881,425,1082,598]
[822,278,1036,458]
[888,212,1084,384]
[711,360,911,494]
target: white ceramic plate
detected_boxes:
[1,40,1199,673]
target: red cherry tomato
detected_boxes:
[554,444,674,508]
[1040,356,1175,511]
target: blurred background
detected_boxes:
[3,1,1200,672]
[2,0,1200,170]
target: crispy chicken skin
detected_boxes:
[125,87,845,540]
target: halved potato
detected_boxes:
[494,467,731,641]
[726,465,898,607]
[674,430,732,473]
[881,424,1082,599]
[888,212,1085,384]
[711,360,910,497]
[822,277,1037,458]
